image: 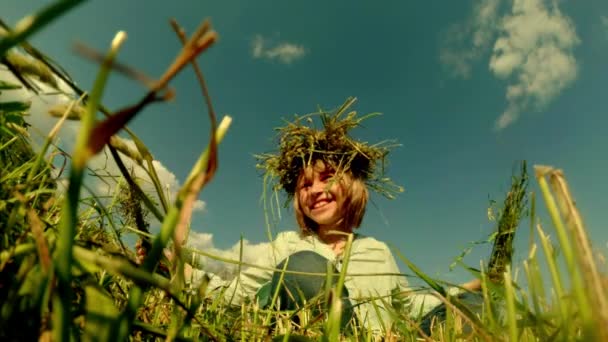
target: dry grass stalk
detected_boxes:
[26,208,51,273]
[546,168,608,339]
[4,50,58,89]
[48,103,86,121]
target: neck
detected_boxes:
[317,223,352,244]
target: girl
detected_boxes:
[185,98,480,334]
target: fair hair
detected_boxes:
[293,168,369,236]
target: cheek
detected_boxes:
[331,183,347,204]
[297,191,309,210]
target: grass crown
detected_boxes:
[256,97,404,203]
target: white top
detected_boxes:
[190,231,453,333]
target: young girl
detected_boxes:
[185,98,480,334]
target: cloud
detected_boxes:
[251,35,307,64]
[0,68,205,223]
[441,0,579,130]
[187,231,272,279]
[440,0,501,78]
[86,148,206,217]
[2,64,266,281]
[489,0,579,130]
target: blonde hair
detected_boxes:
[293,169,369,236]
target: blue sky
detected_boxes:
[2,0,608,284]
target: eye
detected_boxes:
[320,173,334,182]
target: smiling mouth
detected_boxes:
[312,199,333,209]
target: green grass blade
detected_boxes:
[504,266,518,342]
[0,0,86,56]
[392,247,446,297]
[536,225,568,330]
[115,116,231,341]
[323,232,353,341]
[535,166,592,326]
[53,31,126,342]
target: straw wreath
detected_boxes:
[256,97,404,203]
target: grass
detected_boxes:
[1,3,607,341]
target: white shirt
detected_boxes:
[190,231,450,333]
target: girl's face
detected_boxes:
[297,160,346,228]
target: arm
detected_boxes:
[184,235,288,305]
[386,248,481,319]
[384,249,443,318]
[460,278,481,291]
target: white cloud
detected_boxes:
[0,68,205,222]
[86,148,206,217]
[3,67,270,280]
[251,35,265,59]
[489,0,579,130]
[440,0,501,78]
[187,231,273,279]
[441,0,579,130]
[251,34,307,64]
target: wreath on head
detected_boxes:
[256,97,404,205]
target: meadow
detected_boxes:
[1,2,607,341]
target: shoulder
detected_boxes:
[273,230,302,243]
[349,234,398,265]
[348,234,405,284]
[271,231,309,250]
[353,234,392,253]
[269,231,322,260]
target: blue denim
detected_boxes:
[263,251,485,337]
[265,251,355,329]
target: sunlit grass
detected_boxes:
[1,3,607,341]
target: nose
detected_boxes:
[310,178,326,194]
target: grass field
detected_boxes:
[1,2,607,341]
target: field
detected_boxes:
[1,2,607,341]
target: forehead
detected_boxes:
[299,160,333,178]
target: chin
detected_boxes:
[312,215,340,226]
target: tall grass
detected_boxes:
[1,3,607,341]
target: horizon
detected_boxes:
[2,0,607,287]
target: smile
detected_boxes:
[312,199,333,209]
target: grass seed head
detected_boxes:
[256,97,403,203]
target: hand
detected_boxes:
[183,263,194,280]
[460,278,481,292]
[163,249,174,263]
[163,248,195,280]
[135,239,148,265]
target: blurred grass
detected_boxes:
[1,2,608,341]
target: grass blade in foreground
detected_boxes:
[535,166,594,337]
[0,0,86,56]
[116,116,231,341]
[53,31,127,342]
[536,165,608,341]
[548,170,608,333]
